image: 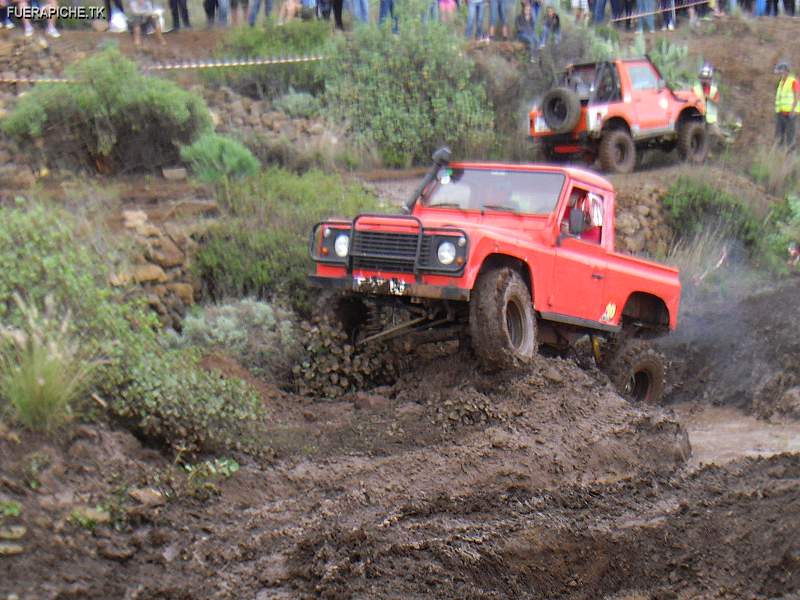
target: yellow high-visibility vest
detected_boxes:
[694,82,719,124]
[775,75,800,114]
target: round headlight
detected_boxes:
[437,241,456,265]
[334,233,350,257]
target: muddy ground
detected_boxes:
[2,342,800,600]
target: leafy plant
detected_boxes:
[173,299,301,381]
[2,47,212,173]
[749,145,800,197]
[182,457,240,499]
[68,506,109,533]
[180,133,260,184]
[325,21,494,167]
[0,295,95,432]
[274,91,322,118]
[0,500,21,519]
[206,21,330,99]
[112,349,267,456]
[194,168,382,314]
[648,37,697,88]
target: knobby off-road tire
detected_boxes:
[541,87,582,134]
[469,268,537,371]
[598,129,636,173]
[604,338,666,404]
[677,120,709,164]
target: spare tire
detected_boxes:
[541,87,582,134]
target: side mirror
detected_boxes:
[569,209,586,235]
[432,146,452,166]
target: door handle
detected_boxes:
[592,273,604,280]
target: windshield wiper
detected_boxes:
[481,204,519,214]
[429,202,466,209]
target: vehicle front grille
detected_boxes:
[351,231,433,273]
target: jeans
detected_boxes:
[516,29,537,49]
[636,0,654,29]
[379,0,398,30]
[660,0,674,24]
[765,0,778,13]
[489,0,511,26]
[754,0,765,14]
[593,0,606,21]
[352,0,369,22]
[776,114,797,150]
[540,24,560,45]
[610,0,623,20]
[465,0,484,37]
[204,0,228,23]
[247,0,272,25]
[170,0,190,27]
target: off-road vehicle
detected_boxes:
[308,148,681,403]
[530,57,708,172]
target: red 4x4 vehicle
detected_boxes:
[530,57,708,172]
[309,148,681,402]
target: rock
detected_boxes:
[0,149,11,164]
[308,122,325,136]
[148,237,184,268]
[396,402,424,418]
[0,543,23,555]
[166,283,194,306]
[353,391,389,411]
[97,539,135,561]
[91,19,109,31]
[133,264,168,283]
[73,506,111,525]
[135,223,162,238]
[636,205,650,217]
[109,271,132,287]
[0,526,26,541]
[122,210,148,229]
[128,488,165,508]
[146,293,168,315]
[162,167,188,181]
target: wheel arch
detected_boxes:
[474,253,534,299]
[620,291,670,332]
[602,116,632,134]
[677,106,703,126]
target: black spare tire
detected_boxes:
[541,87,582,134]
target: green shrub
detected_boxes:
[113,349,266,456]
[274,91,322,118]
[172,298,301,381]
[648,37,698,88]
[2,47,212,173]
[180,133,260,184]
[325,22,494,167]
[194,168,382,313]
[662,176,761,248]
[206,21,330,99]
[761,195,800,272]
[0,295,94,432]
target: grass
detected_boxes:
[749,145,800,197]
[0,294,94,432]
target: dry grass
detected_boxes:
[749,145,800,197]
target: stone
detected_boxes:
[162,167,188,181]
[167,283,194,306]
[636,205,650,217]
[122,209,148,229]
[0,543,23,555]
[0,149,11,164]
[73,507,111,526]
[209,109,221,128]
[308,122,325,136]
[97,539,135,561]
[148,237,185,268]
[91,19,109,31]
[0,526,26,541]
[109,271,132,287]
[353,392,389,411]
[146,294,168,315]
[133,264,168,283]
[128,488,165,508]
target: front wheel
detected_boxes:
[469,267,537,371]
[676,120,709,164]
[603,339,666,404]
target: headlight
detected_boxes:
[437,241,456,265]
[334,233,350,257]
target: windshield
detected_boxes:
[422,168,566,215]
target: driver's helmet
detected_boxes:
[699,63,714,80]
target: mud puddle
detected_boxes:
[676,403,800,467]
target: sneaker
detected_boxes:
[4,20,14,29]
[667,21,674,30]
[46,26,60,38]
[23,24,33,37]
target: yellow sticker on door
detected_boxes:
[601,303,617,322]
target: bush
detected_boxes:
[173,298,301,381]
[194,168,382,313]
[2,47,212,173]
[325,22,494,167]
[206,21,330,99]
[647,37,698,88]
[180,133,260,184]
[749,145,800,197]
[662,176,761,249]
[761,195,800,272]
[0,295,94,432]
[113,349,266,456]
[274,91,322,118]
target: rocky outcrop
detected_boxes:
[614,184,673,257]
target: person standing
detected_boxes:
[169,0,190,29]
[248,0,272,24]
[465,0,484,39]
[636,0,654,31]
[352,0,368,22]
[660,0,675,29]
[489,0,512,40]
[775,61,800,150]
[379,0,398,30]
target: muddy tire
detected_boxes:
[469,268,537,371]
[541,87,582,134]
[677,120,709,164]
[598,129,636,173]
[605,339,666,404]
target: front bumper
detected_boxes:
[309,275,470,302]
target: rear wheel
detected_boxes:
[469,268,537,371]
[604,338,666,404]
[598,129,636,173]
[677,120,709,164]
